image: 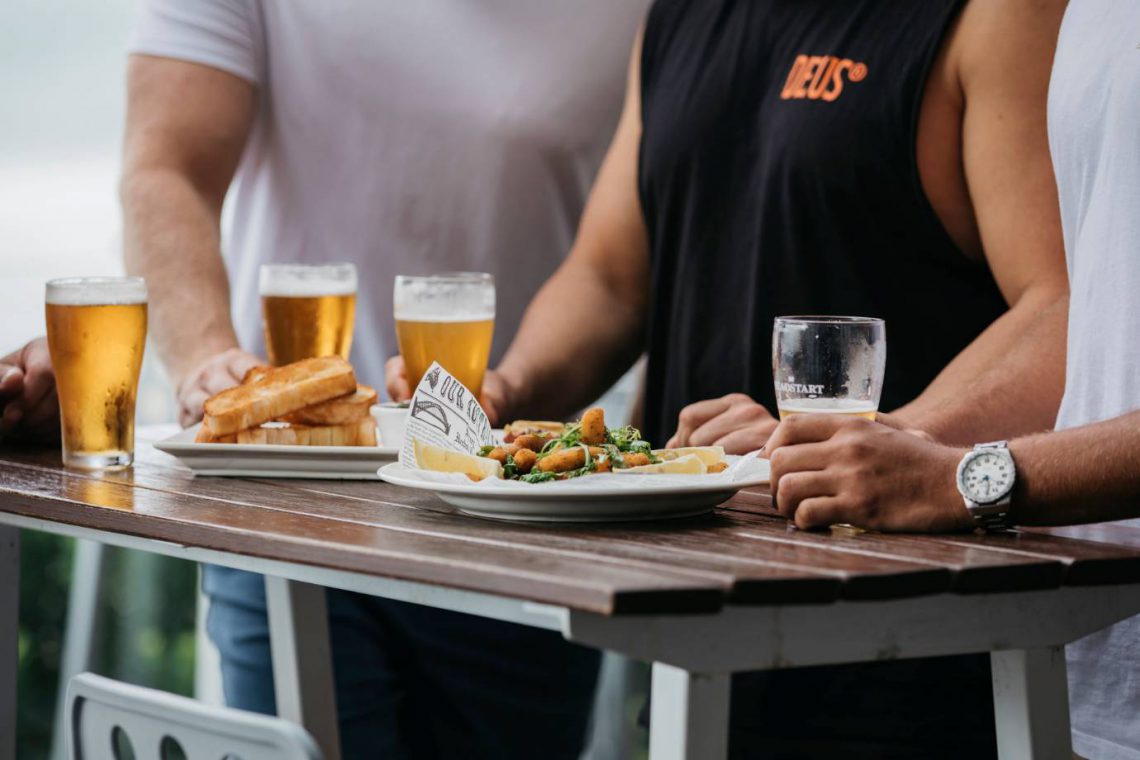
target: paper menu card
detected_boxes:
[399,361,497,467]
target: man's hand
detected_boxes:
[667,393,778,453]
[385,355,513,427]
[176,348,262,427]
[0,338,60,442]
[765,414,973,532]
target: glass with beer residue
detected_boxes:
[394,273,495,399]
[45,277,148,470]
[260,263,357,365]
[773,316,886,421]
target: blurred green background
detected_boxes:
[17,534,197,758]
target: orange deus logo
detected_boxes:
[780,54,868,102]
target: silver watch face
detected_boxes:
[959,449,1014,504]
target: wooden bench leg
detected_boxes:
[0,526,19,760]
[649,662,730,760]
[265,576,341,760]
[991,647,1072,760]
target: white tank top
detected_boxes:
[1048,1,1140,757]
[129,0,649,391]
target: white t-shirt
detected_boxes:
[1048,1,1140,757]
[130,0,648,390]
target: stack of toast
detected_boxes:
[195,356,378,446]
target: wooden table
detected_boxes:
[3,435,1140,760]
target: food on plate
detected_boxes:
[235,418,376,446]
[482,408,728,483]
[411,407,733,482]
[502,420,565,443]
[654,446,724,464]
[414,440,503,481]
[281,385,379,426]
[242,365,272,385]
[196,356,378,446]
[579,407,606,445]
[613,453,707,475]
[653,446,730,472]
[195,429,237,444]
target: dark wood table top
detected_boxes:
[2,440,1139,616]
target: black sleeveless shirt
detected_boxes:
[639,0,1007,442]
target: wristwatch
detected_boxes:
[956,441,1016,531]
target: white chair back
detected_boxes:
[67,672,322,760]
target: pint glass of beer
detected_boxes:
[394,273,495,397]
[773,316,886,420]
[260,263,357,365]
[45,277,148,470]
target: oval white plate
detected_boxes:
[155,424,398,479]
[377,457,770,522]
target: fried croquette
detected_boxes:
[621,452,651,468]
[512,448,538,473]
[579,407,606,445]
[535,445,606,473]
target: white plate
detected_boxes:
[377,457,770,522]
[154,424,399,479]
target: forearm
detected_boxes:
[895,288,1067,444]
[495,255,645,421]
[1009,411,1140,526]
[121,167,240,384]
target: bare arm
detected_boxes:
[121,56,261,423]
[765,409,1140,532]
[1008,413,1140,525]
[894,0,1070,444]
[489,33,650,422]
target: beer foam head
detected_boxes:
[393,272,495,320]
[45,277,147,305]
[260,263,357,297]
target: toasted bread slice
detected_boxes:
[235,418,377,447]
[242,365,272,385]
[502,420,566,442]
[281,385,378,426]
[203,356,356,436]
[195,426,237,444]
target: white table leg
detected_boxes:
[264,576,341,760]
[649,662,730,760]
[0,526,19,760]
[991,647,1072,760]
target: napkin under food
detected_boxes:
[399,361,497,468]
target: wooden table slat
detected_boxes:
[2,443,1139,616]
[0,459,723,615]
[722,488,1140,589]
[129,455,962,603]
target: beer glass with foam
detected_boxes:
[45,277,148,470]
[394,273,495,398]
[773,316,886,420]
[260,263,357,365]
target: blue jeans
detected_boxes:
[204,566,601,760]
